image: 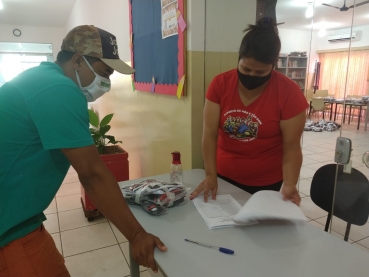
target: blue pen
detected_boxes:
[184,239,234,255]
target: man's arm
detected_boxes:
[62,146,166,272]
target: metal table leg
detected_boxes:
[357,105,363,130]
[343,104,347,123]
[329,103,333,121]
[365,103,369,131]
[334,103,338,122]
[130,243,140,277]
[348,105,352,124]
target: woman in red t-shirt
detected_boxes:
[190,18,308,205]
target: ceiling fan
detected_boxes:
[322,0,369,11]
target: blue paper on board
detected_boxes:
[132,0,179,85]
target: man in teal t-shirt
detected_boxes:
[0,25,166,277]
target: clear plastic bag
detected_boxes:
[121,179,189,216]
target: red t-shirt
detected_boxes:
[206,69,309,186]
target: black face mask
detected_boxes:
[237,69,272,90]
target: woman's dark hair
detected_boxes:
[239,17,281,65]
[56,50,101,65]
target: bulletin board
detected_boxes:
[129,0,186,97]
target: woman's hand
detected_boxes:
[190,175,218,202]
[281,185,301,206]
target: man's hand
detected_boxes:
[130,230,167,273]
[190,175,218,202]
[281,185,301,206]
[62,146,167,273]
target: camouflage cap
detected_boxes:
[61,25,135,74]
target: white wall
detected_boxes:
[316,25,369,51]
[65,0,131,62]
[276,28,319,74]
[205,0,256,52]
[0,24,65,59]
[187,0,206,51]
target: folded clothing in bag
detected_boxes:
[121,179,189,216]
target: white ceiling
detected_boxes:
[0,0,77,27]
[0,0,367,31]
[277,0,369,31]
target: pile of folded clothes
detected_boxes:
[304,119,341,132]
[121,179,189,216]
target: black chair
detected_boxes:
[310,164,369,241]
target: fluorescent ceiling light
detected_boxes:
[318,28,327,37]
[0,1,3,10]
[307,22,341,29]
[305,3,314,18]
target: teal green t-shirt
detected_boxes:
[0,62,94,247]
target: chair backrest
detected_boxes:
[311,98,326,111]
[310,164,369,226]
[315,90,329,97]
[306,89,314,101]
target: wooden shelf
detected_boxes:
[278,55,308,87]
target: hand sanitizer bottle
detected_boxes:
[170,151,182,184]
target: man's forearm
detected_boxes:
[79,168,144,242]
[282,146,303,187]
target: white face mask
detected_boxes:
[75,56,111,102]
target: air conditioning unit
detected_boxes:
[327,31,360,43]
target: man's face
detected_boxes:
[77,56,114,87]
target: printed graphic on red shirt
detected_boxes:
[223,110,262,142]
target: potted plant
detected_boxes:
[80,109,129,221]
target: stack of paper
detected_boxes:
[192,194,258,229]
[232,191,308,224]
[192,191,307,229]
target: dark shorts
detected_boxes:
[217,173,283,195]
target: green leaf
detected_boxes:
[88,109,99,128]
[99,125,111,136]
[100,114,114,127]
[105,135,122,145]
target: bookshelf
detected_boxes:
[276,56,308,91]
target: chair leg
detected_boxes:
[324,213,331,232]
[344,223,351,242]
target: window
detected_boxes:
[318,49,369,98]
[0,42,53,87]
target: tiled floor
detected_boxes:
[300,119,369,252]
[45,166,155,277]
[45,119,369,276]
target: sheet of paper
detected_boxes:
[192,194,258,229]
[131,79,135,91]
[176,75,185,99]
[232,191,308,224]
[151,77,155,93]
[177,13,187,32]
[161,0,178,39]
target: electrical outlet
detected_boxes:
[334,137,352,164]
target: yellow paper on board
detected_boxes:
[176,10,181,19]
[177,75,185,99]
[132,79,135,91]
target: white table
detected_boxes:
[118,169,369,277]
